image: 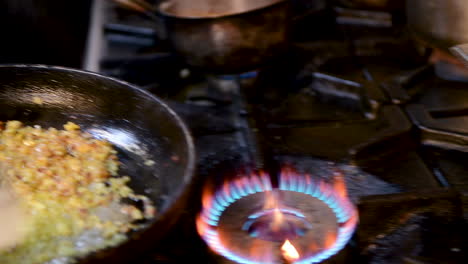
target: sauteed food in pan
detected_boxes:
[0,121,155,264]
[0,65,195,264]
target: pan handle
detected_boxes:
[449,44,468,69]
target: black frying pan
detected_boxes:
[0,65,196,263]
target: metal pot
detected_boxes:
[406,0,468,50]
[157,0,291,74]
[0,65,196,263]
[115,0,291,74]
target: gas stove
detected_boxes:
[83,1,467,263]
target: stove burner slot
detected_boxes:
[310,72,379,119]
[357,190,464,264]
[106,34,156,47]
[101,52,173,67]
[227,77,283,188]
[165,101,238,136]
[334,7,392,28]
[217,71,259,81]
[406,104,468,152]
[429,108,468,119]
[104,22,157,38]
[99,52,181,87]
[381,65,433,104]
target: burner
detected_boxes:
[196,168,358,264]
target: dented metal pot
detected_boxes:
[157,0,291,74]
[113,0,298,73]
[406,0,468,51]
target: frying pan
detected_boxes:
[0,65,196,263]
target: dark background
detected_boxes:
[0,0,92,68]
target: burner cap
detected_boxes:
[243,207,312,242]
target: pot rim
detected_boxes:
[157,0,288,20]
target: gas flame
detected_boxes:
[324,231,337,249]
[263,191,285,231]
[332,170,348,199]
[281,240,300,262]
[272,207,284,232]
[195,213,207,237]
[196,167,358,264]
[202,187,214,211]
[264,191,280,209]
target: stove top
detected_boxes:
[83,1,467,263]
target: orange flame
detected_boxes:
[333,171,348,198]
[249,239,275,263]
[281,240,300,262]
[309,242,319,252]
[324,231,337,249]
[198,184,216,238]
[195,213,207,237]
[263,191,285,232]
[222,180,231,200]
[305,174,312,185]
[201,185,214,210]
[272,207,284,231]
[263,190,280,209]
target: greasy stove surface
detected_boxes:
[88,1,467,263]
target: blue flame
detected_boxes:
[197,171,358,264]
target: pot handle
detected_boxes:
[110,0,167,40]
[450,44,468,69]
